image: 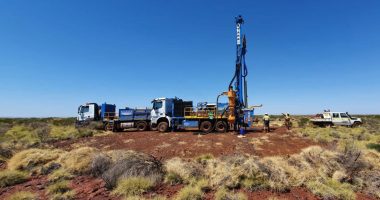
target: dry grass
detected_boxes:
[112,177,154,198]
[0,170,28,188]
[214,187,247,200]
[306,178,355,200]
[47,180,75,200]
[48,168,74,183]
[164,157,203,183]
[0,125,40,149]
[59,147,98,174]
[8,148,63,172]
[206,156,266,189]
[7,191,38,200]
[174,185,203,200]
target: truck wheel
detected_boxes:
[351,122,361,128]
[136,121,148,131]
[200,121,213,133]
[150,124,158,131]
[158,122,168,132]
[215,121,227,133]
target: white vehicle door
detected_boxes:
[339,113,351,126]
[151,100,165,123]
[331,113,343,125]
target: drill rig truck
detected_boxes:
[150,16,259,133]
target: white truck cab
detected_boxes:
[77,103,99,122]
[311,111,362,127]
[151,98,172,131]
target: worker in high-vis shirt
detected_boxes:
[282,113,291,130]
[263,113,270,133]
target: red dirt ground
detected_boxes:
[1,127,377,200]
[52,127,318,160]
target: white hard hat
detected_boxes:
[265,113,268,115]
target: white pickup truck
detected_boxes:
[310,111,362,127]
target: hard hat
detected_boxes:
[265,113,268,115]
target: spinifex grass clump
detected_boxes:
[0,170,28,188]
[112,177,154,197]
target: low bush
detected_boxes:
[206,156,265,189]
[0,170,28,188]
[7,191,38,200]
[0,125,40,149]
[258,157,292,192]
[49,126,80,140]
[195,154,214,165]
[8,148,63,172]
[48,169,74,183]
[214,187,247,200]
[306,178,355,200]
[102,151,163,189]
[164,157,202,183]
[59,147,98,175]
[164,172,182,185]
[91,153,113,177]
[112,177,154,197]
[174,185,203,200]
[298,117,309,128]
[47,180,75,200]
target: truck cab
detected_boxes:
[77,103,100,123]
[150,98,192,132]
[76,103,116,126]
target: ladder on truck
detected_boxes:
[103,112,116,131]
[105,121,114,131]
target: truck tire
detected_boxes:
[200,121,213,133]
[215,121,227,133]
[136,121,148,131]
[158,122,168,133]
[150,124,158,131]
[351,122,362,128]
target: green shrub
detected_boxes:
[174,185,203,200]
[367,143,380,152]
[112,177,154,197]
[7,191,38,200]
[0,170,28,188]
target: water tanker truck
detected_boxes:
[76,102,151,131]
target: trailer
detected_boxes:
[76,102,151,131]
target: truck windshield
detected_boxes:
[79,106,89,113]
[153,101,163,110]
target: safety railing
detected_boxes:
[103,112,117,121]
[184,107,228,119]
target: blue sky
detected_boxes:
[0,0,379,117]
